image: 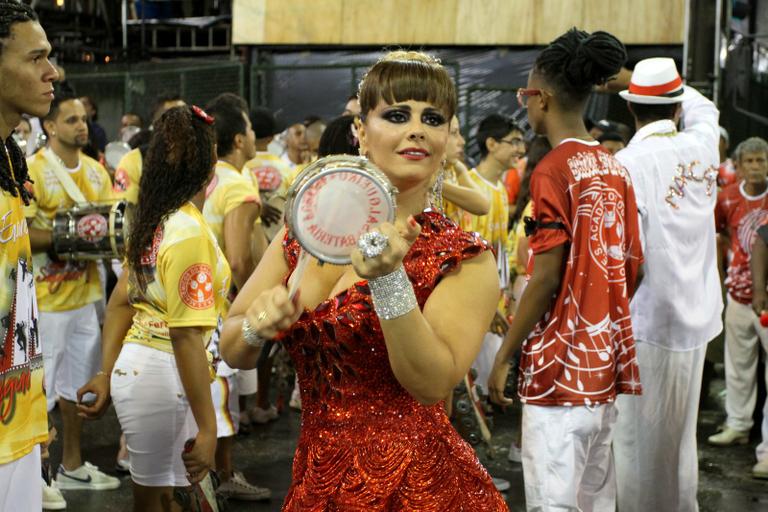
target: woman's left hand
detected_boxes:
[351,215,421,279]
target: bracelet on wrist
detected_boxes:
[368,265,418,320]
[242,318,268,348]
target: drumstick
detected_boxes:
[287,249,310,301]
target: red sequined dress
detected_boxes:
[279,212,508,511]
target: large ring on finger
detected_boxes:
[257,310,268,323]
[357,231,389,259]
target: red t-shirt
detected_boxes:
[519,140,644,406]
[715,181,768,304]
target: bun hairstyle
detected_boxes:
[535,28,627,105]
[358,50,457,120]
[128,106,215,289]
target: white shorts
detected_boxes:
[111,343,198,487]
[522,403,618,512]
[211,373,239,438]
[40,303,101,411]
[0,445,41,512]
[235,368,258,396]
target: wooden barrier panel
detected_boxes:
[232,0,685,45]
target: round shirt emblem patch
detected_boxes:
[254,166,282,192]
[179,264,214,310]
[113,168,130,193]
[76,213,108,243]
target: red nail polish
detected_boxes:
[408,216,418,227]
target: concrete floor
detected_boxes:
[48,379,768,512]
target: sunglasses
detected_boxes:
[516,88,545,108]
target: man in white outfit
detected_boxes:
[611,58,724,512]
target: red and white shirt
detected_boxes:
[519,139,644,406]
[715,181,768,304]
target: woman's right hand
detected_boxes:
[181,431,217,484]
[244,285,302,340]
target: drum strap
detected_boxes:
[42,148,88,205]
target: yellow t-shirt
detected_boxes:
[24,151,114,312]
[124,202,231,354]
[459,169,510,247]
[508,200,533,276]
[243,152,292,198]
[0,153,47,464]
[203,161,261,251]
[112,148,142,204]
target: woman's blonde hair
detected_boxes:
[358,51,456,119]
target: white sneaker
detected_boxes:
[42,479,66,510]
[707,426,749,446]
[249,405,279,424]
[507,441,522,463]
[289,386,302,411]
[492,477,510,492]
[55,462,121,490]
[753,459,768,479]
[217,471,271,501]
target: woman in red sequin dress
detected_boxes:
[220,51,508,511]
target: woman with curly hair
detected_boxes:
[220,51,508,510]
[77,105,231,511]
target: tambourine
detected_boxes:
[284,155,398,265]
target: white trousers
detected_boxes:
[614,342,706,512]
[522,403,617,512]
[40,303,101,411]
[472,332,503,394]
[0,445,41,512]
[723,299,768,461]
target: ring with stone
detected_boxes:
[257,310,268,323]
[357,231,390,259]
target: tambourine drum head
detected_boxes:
[292,167,395,264]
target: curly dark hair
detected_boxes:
[127,106,215,290]
[0,0,38,204]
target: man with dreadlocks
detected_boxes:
[0,1,58,510]
[488,28,643,511]
[24,92,120,494]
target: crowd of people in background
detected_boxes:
[3,2,768,512]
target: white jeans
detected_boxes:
[723,299,768,461]
[40,303,101,411]
[0,445,41,512]
[614,342,706,512]
[522,403,617,512]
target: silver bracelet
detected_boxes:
[241,318,267,348]
[368,265,418,320]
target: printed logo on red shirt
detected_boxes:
[585,184,627,276]
[179,264,214,310]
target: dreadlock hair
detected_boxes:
[510,136,552,229]
[0,0,38,204]
[534,28,627,107]
[127,106,215,290]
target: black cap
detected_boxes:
[250,107,282,138]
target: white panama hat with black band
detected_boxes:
[619,57,694,105]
